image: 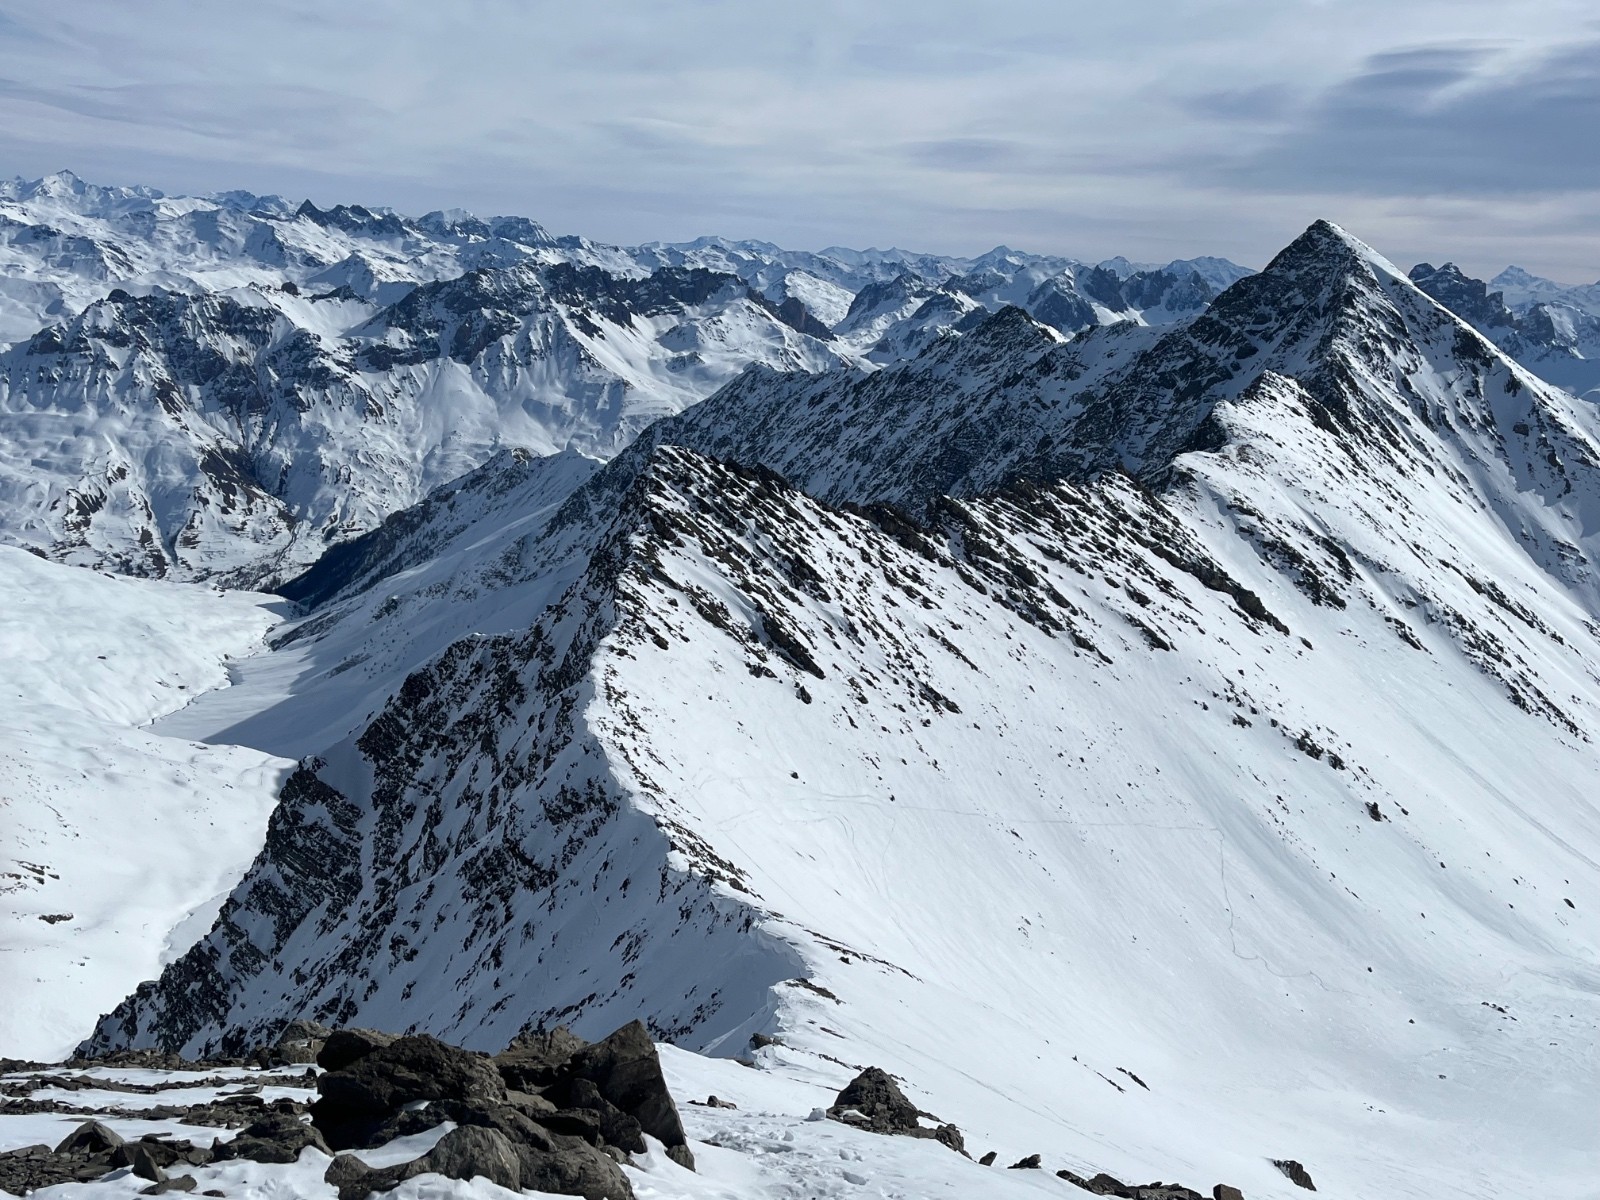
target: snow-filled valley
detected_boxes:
[4,173,1600,1200]
[0,548,291,1061]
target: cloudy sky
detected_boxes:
[0,0,1595,279]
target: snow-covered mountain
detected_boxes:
[71,220,1600,1199]
[0,258,842,585]
[1489,264,1600,319]
[1410,261,1600,402]
[0,171,1255,588]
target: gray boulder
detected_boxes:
[324,1124,634,1200]
[110,1142,167,1182]
[140,1177,198,1195]
[496,1026,589,1090]
[211,1113,331,1163]
[266,1019,332,1066]
[826,1068,920,1134]
[565,1021,692,1169]
[316,1027,397,1072]
[313,1034,505,1148]
[54,1120,125,1156]
[1274,1160,1316,1191]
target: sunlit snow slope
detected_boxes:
[0,548,292,1059]
[86,223,1600,1199]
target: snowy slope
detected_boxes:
[0,547,292,1060]
[79,221,1600,1198]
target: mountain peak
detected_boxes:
[1263,219,1381,276]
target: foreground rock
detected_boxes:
[307,1019,697,1199]
[825,1067,965,1154]
[211,1112,331,1163]
[0,1122,206,1193]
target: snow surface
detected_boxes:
[0,1052,1222,1200]
[0,548,292,1059]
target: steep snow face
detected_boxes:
[0,548,291,1060]
[0,262,842,587]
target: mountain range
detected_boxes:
[4,174,1600,1200]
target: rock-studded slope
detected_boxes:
[0,262,839,586]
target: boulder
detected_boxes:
[312,1034,505,1148]
[141,1177,198,1195]
[517,1138,636,1200]
[128,1137,191,1170]
[930,1123,966,1155]
[267,1019,331,1066]
[565,1077,647,1153]
[1009,1153,1043,1169]
[825,1067,920,1134]
[980,1151,997,1166]
[1213,1187,1245,1200]
[323,1152,378,1200]
[412,1124,524,1191]
[54,1119,125,1156]
[211,1113,331,1163]
[1273,1160,1316,1191]
[324,1123,635,1200]
[110,1142,167,1182]
[496,1026,588,1090]
[316,1027,398,1072]
[564,1021,692,1169]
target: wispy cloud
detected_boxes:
[0,0,1593,279]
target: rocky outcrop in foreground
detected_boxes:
[2,1019,687,1200]
[308,1019,688,1200]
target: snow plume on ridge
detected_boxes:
[84,220,1600,1198]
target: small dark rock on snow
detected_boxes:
[1274,1159,1317,1190]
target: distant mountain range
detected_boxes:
[0,170,1246,586]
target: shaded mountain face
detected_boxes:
[86,221,1600,1199]
[1411,261,1600,402]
